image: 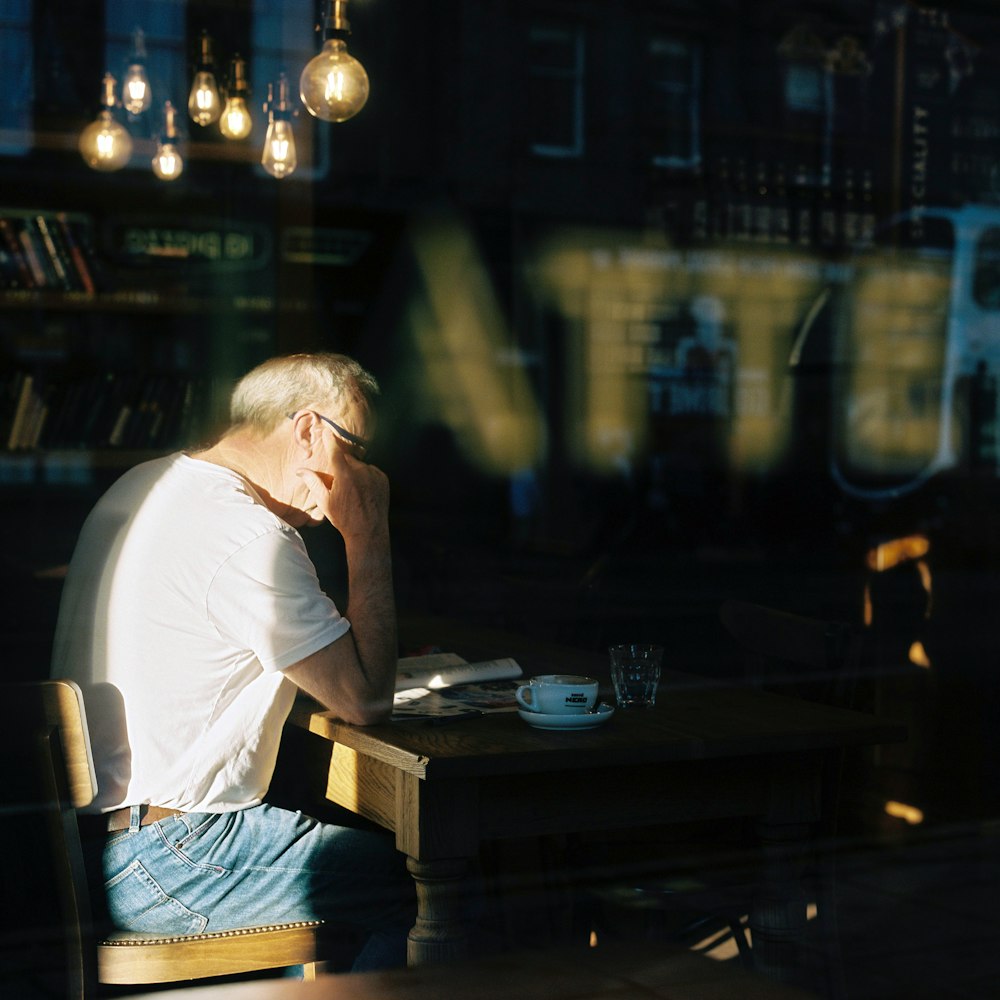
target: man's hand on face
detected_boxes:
[296,440,390,541]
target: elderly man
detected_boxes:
[51,352,414,970]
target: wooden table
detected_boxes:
[287,617,906,984]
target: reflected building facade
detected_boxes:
[388,2,1000,563]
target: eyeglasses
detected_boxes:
[287,411,370,457]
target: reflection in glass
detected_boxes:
[973,229,1000,309]
[831,218,954,495]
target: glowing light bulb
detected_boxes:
[79,73,133,171]
[122,28,152,115]
[262,119,297,178]
[79,113,133,169]
[220,55,253,140]
[152,101,184,181]
[152,142,183,180]
[188,30,222,126]
[220,94,252,139]
[299,37,369,122]
[260,75,297,179]
[189,71,221,125]
[124,67,152,115]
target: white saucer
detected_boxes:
[518,703,615,731]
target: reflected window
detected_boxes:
[0,0,33,154]
[648,36,701,169]
[526,21,584,158]
[778,24,826,116]
[104,0,185,146]
[251,0,328,179]
[97,0,327,179]
[974,229,1000,309]
[784,63,823,113]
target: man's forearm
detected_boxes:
[343,526,398,718]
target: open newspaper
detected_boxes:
[393,652,522,721]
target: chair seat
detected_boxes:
[98,919,327,984]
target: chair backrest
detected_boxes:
[0,680,99,1000]
[719,599,862,711]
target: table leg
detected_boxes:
[405,856,471,966]
[749,820,810,985]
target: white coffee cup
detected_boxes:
[515,674,599,715]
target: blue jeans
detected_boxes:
[96,804,416,971]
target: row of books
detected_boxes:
[0,210,102,294]
[2,370,205,452]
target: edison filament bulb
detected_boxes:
[299,37,369,123]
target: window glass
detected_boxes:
[784,63,823,113]
[526,22,584,158]
[648,35,700,169]
[251,0,328,179]
[974,228,1000,309]
[104,0,185,147]
[101,0,327,179]
[0,0,33,154]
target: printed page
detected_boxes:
[394,653,522,692]
[392,679,521,721]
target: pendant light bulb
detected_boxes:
[79,73,133,171]
[300,38,369,122]
[261,75,297,179]
[299,1,369,122]
[262,119,297,178]
[152,141,183,181]
[220,54,254,140]
[188,30,222,126]
[122,28,152,115]
[152,101,184,181]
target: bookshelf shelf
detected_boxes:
[1,367,210,453]
[0,288,277,315]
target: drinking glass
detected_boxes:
[609,643,663,708]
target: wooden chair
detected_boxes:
[719,598,863,713]
[0,679,336,999]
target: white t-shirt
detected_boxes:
[51,453,350,814]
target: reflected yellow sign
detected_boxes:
[404,213,544,475]
[836,251,952,481]
[531,228,825,474]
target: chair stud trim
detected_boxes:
[101,919,324,946]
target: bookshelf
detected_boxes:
[0,209,97,294]
[0,204,281,476]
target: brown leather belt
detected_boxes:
[106,805,185,832]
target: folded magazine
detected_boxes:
[393,653,522,720]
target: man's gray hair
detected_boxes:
[229,352,380,432]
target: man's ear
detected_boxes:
[289,411,320,453]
